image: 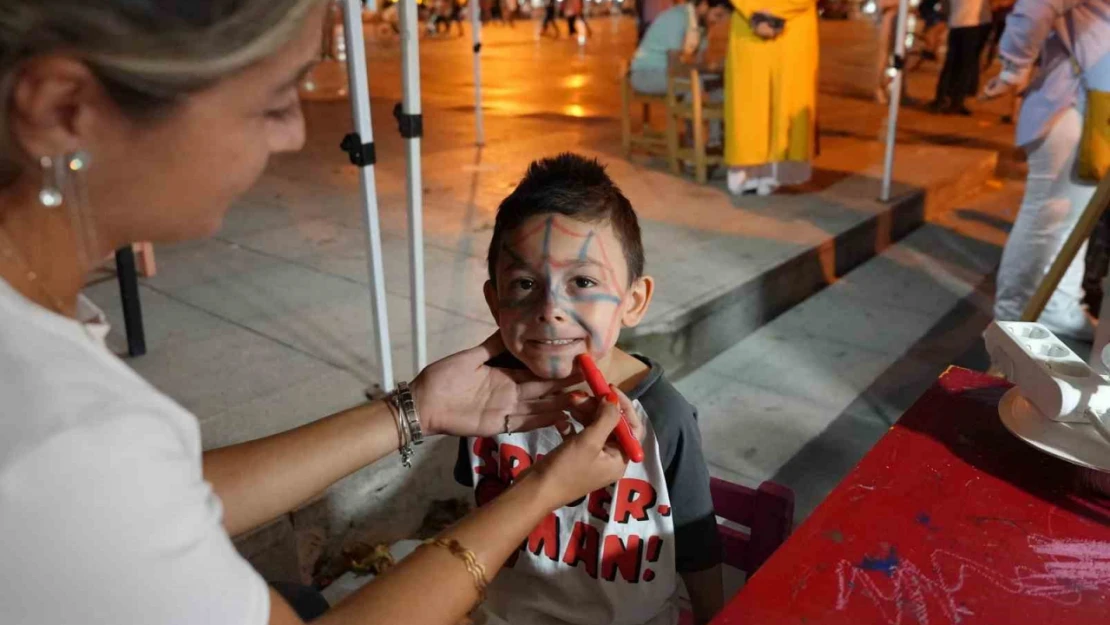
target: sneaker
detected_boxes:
[927,98,949,113]
[948,103,973,116]
[755,178,779,196]
[727,170,748,195]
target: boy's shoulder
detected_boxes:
[625,355,701,470]
[625,354,697,432]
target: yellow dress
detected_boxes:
[724,0,819,177]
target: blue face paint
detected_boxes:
[567,309,602,348]
[577,231,595,262]
[569,292,623,305]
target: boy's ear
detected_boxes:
[483,280,500,321]
[621,275,655,328]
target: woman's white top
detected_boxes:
[0,278,268,625]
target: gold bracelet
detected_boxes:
[423,537,489,601]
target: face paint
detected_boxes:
[493,215,632,379]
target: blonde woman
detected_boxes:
[0,2,642,624]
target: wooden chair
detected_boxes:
[665,53,725,184]
[678,477,795,624]
[619,60,671,159]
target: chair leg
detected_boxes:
[134,242,157,278]
[665,109,680,175]
[115,246,146,357]
[621,79,633,158]
[691,73,707,184]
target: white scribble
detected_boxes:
[834,535,1110,624]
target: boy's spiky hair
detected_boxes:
[487,153,644,285]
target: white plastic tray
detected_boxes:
[999,388,1110,473]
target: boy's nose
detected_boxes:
[537,292,568,323]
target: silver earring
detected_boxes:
[38,156,62,208]
[66,150,89,174]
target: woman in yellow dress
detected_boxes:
[724,0,818,195]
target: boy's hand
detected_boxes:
[412,333,581,437]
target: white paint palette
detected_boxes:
[999,389,1110,473]
[985,321,1110,473]
[984,322,1110,423]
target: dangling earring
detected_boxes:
[38,155,63,208]
[61,149,97,268]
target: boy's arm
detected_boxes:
[643,378,724,622]
[682,566,725,625]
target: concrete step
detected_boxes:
[622,139,999,378]
[675,181,1023,523]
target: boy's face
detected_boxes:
[485,214,654,380]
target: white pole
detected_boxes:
[880,0,911,202]
[398,0,428,371]
[341,0,395,390]
[470,0,486,145]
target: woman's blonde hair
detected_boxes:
[0,0,321,182]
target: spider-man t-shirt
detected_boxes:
[454,355,720,625]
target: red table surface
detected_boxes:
[716,367,1110,625]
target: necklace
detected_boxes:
[0,225,69,315]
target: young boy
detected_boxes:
[454,154,723,625]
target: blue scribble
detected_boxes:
[916,513,931,527]
[542,216,553,260]
[859,548,899,578]
[570,292,622,305]
[567,310,601,347]
[578,231,595,262]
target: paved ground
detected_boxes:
[83,14,1028,580]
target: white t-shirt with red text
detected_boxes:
[457,356,720,625]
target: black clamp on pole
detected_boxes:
[892,55,905,71]
[393,102,423,139]
[473,42,482,54]
[340,132,376,167]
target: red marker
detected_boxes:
[574,354,645,463]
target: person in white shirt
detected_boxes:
[0,2,645,625]
[931,0,994,114]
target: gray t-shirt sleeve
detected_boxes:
[637,373,722,573]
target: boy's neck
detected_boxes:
[590,347,651,395]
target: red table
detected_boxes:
[716,367,1110,624]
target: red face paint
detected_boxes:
[574,353,645,463]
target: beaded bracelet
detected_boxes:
[424,537,489,601]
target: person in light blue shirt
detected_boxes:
[630,0,731,94]
[630,0,731,148]
[982,0,1110,339]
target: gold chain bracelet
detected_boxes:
[423,537,489,601]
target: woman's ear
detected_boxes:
[483,280,500,322]
[9,56,107,161]
[621,275,655,328]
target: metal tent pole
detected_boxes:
[470,0,486,145]
[880,0,911,202]
[340,0,394,390]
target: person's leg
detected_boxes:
[1083,210,1110,316]
[945,26,975,112]
[932,26,961,107]
[963,23,992,101]
[995,107,1096,338]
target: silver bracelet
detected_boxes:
[388,381,424,468]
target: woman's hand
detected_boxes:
[528,388,643,508]
[980,61,1030,100]
[412,333,580,437]
[751,11,781,40]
